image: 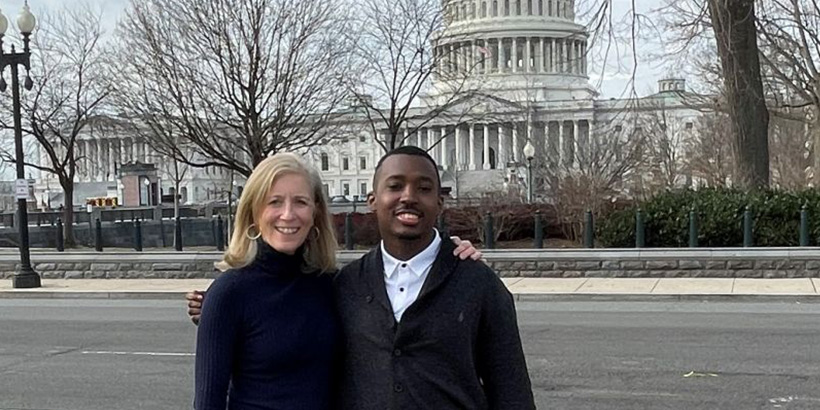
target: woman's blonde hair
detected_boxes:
[215,153,337,273]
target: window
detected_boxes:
[342,157,349,171]
[359,156,367,170]
[343,183,350,196]
[322,184,329,199]
[493,0,498,16]
[528,0,533,14]
[321,153,329,171]
[360,182,368,196]
[481,1,487,17]
[504,0,510,15]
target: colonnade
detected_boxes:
[435,36,587,76]
[386,118,590,171]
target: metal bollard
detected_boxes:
[175,217,183,251]
[56,218,64,252]
[345,213,354,250]
[688,208,698,248]
[484,212,495,249]
[134,219,143,252]
[800,204,809,247]
[743,206,753,247]
[583,210,594,248]
[95,218,103,252]
[533,210,543,249]
[635,209,645,248]
[216,216,225,251]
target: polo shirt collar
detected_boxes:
[381,229,442,279]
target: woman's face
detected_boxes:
[257,173,316,255]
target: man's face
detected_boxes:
[369,154,443,242]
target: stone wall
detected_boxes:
[2,248,820,279]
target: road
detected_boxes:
[1,299,819,409]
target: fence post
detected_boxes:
[484,212,494,249]
[583,210,594,248]
[216,216,225,251]
[800,204,809,247]
[689,208,698,248]
[635,209,645,248]
[533,210,543,249]
[56,218,64,252]
[437,213,448,236]
[95,218,103,252]
[175,216,183,251]
[134,219,143,252]
[743,205,753,247]
[345,213,354,250]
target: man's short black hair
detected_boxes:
[373,145,441,191]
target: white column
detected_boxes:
[497,38,505,72]
[440,127,448,170]
[539,37,545,72]
[498,124,507,169]
[469,40,476,72]
[511,37,518,72]
[558,121,565,165]
[573,120,580,164]
[550,38,556,72]
[483,123,491,170]
[448,43,454,75]
[468,124,476,170]
[564,39,570,73]
[525,37,531,73]
[455,125,463,169]
[512,122,519,162]
[403,128,409,146]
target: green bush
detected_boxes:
[597,188,820,247]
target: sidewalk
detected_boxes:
[1,277,819,300]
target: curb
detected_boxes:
[0,291,186,300]
[513,293,820,303]
[2,290,819,302]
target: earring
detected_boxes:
[245,224,261,240]
[308,226,320,241]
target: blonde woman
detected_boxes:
[195,153,340,410]
[194,152,480,410]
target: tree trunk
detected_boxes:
[60,179,76,247]
[707,0,770,188]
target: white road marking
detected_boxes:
[81,350,194,357]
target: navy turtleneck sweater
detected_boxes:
[194,241,340,410]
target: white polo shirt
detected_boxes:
[380,229,442,322]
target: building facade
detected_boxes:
[31,0,704,207]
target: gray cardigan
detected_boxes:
[333,237,535,410]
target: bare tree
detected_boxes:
[537,119,647,241]
[114,0,353,177]
[684,110,735,187]
[0,4,111,246]
[349,0,483,152]
[756,0,820,185]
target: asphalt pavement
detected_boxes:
[2,299,819,409]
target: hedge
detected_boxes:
[597,188,820,247]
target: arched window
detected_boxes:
[504,0,510,15]
[481,1,487,17]
[493,0,498,16]
[180,187,188,203]
[516,0,521,15]
[528,0,533,14]
[320,153,329,171]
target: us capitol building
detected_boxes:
[32,0,701,208]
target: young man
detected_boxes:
[187,147,534,409]
[332,146,534,409]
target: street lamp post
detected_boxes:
[523,141,535,204]
[2,2,39,288]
